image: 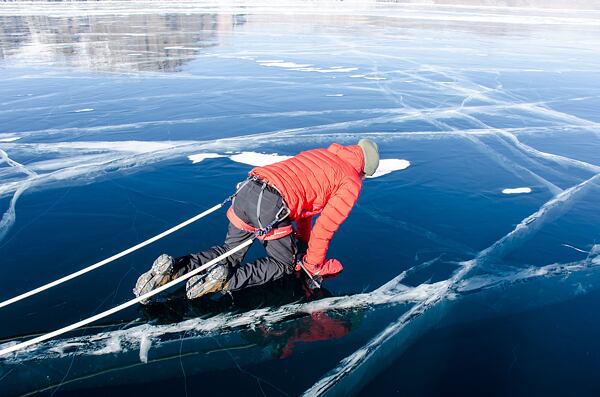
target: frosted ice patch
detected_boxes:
[259,61,312,68]
[0,134,21,142]
[364,76,387,80]
[229,152,292,167]
[502,187,532,195]
[293,66,358,73]
[39,141,184,153]
[257,60,357,74]
[139,335,151,363]
[90,334,121,355]
[368,159,411,178]
[187,153,224,164]
[350,74,366,78]
[73,108,94,113]
[326,94,344,97]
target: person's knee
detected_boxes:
[273,255,295,274]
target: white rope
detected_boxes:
[0,203,224,309]
[0,238,254,357]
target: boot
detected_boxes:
[133,254,175,304]
[186,264,230,299]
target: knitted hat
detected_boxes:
[358,139,379,176]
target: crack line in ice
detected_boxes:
[5,181,600,366]
[0,275,427,362]
[0,149,37,242]
[303,173,600,396]
[2,121,596,202]
[3,244,598,366]
[9,99,593,140]
[0,134,21,142]
[451,111,590,189]
[561,244,590,254]
[361,65,570,194]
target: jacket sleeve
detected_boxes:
[295,216,313,243]
[305,178,361,265]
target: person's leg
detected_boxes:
[226,233,297,291]
[185,179,297,298]
[172,222,253,278]
[224,180,297,291]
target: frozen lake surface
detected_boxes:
[1,1,600,396]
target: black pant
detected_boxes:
[173,179,297,291]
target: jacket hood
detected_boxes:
[327,143,364,175]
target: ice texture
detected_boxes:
[0,1,599,396]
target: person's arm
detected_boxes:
[295,216,313,243]
[304,179,361,266]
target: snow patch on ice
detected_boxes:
[187,153,225,164]
[258,61,312,68]
[326,94,344,97]
[292,66,359,73]
[256,60,358,74]
[73,108,94,113]
[502,187,532,194]
[188,151,410,178]
[368,159,411,178]
[229,152,292,167]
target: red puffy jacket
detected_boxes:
[250,143,364,265]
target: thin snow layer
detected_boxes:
[188,151,411,178]
[189,151,291,168]
[503,187,533,194]
[229,152,292,167]
[291,66,359,73]
[258,61,312,68]
[368,159,411,178]
[256,60,358,74]
[187,153,225,164]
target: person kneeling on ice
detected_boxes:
[133,139,379,302]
